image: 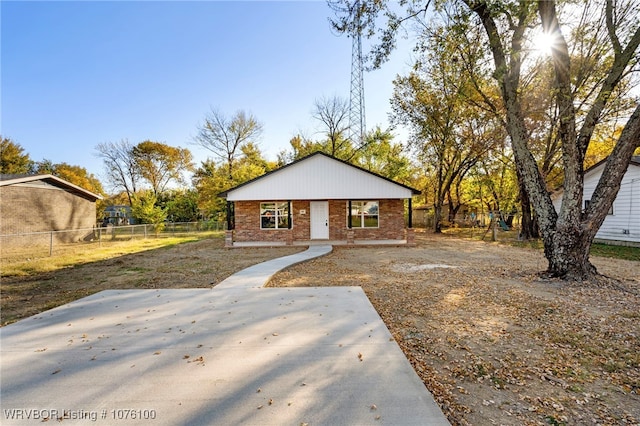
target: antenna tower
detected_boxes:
[348,0,366,147]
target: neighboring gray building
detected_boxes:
[0,174,103,242]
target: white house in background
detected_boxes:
[552,156,640,246]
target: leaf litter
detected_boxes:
[5,234,637,425]
[268,233,640,426]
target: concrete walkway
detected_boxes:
[0,246,449,425]
[214,245,333,290]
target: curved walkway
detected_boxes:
[214,245,333,290]
[0,245,449,425]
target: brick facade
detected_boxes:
[0,183,97,243]
[232,199,407,244]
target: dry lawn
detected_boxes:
[0,236,304,325]
[269,233,640,426]
[1,232,638,425]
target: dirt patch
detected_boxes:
[2,233,638,425]
[268,234,640,426]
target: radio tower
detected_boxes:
[348,0,366,147]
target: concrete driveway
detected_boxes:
[1,246,449,425]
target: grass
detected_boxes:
[1,232,223,277]
[590,243,640,261]
[439,226,640,261]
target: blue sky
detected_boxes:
[2,0,415,180]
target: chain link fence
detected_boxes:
[0,221,225,262]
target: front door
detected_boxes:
[310,201,329,239]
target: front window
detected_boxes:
[349,201,379,228]
[260,202,290,229]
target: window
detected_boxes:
[584,200,613,215]
[349,201,379,228]
[260,202,290,229]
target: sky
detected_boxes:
[2,0,416,180]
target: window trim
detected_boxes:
[260,201,292,230]
[347,200,379,229]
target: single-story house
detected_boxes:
[552,156,640,246]
[102,205,135,226]
[0,174,103,244]
[219,152,421,246]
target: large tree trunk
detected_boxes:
[433,203,443,233]
[547,104,640,279]
[469,0,640,280]
[548,227,597,279]
[516,168,538,239]
[519,195,538,240]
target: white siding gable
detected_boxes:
[225,153,416,201]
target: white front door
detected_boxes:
[310,201,329,239]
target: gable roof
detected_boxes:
[584,155,640,178]
[219,151,421,201]
[0,174,103,202]
[551,156,640,198]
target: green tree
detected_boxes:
[0,137,33,174]
[132,140,194,196]
[193,144,273,219]
[158,189,200,223]
[277,135,325,164]
[131,191,167,236]
[355,126,414,183]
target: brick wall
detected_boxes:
[234,200,292,243]
[0,184,97,243]
[232,199,406,243]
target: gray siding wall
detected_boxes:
[0,182,97,240]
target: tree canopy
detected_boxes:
[96,140,193,205]
[194,108,263,179]
[0,137,33,174]
[330,0,640,279]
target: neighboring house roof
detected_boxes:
[219,151,421,201]
[584,155,640,177]
[551,156,640,197]
[0,174,103,201]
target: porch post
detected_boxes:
[348,200,352,229]
[225,201,235,248]
[406,198,415,245]
[286,200,293,245]
[226,201,235,230]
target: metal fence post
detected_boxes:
[49,231,53,256]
